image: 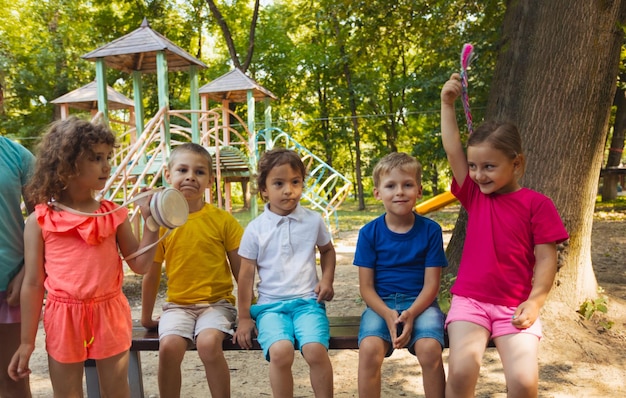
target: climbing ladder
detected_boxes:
[99,110,352,233]
[257,127,352,231]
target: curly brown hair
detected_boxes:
[26,116,117,205]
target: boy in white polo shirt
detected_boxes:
[234,148,336,398]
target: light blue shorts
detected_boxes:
[358,294,445,357]
[251,298,330,361]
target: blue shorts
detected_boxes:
[251,298,329,361]
[358,294,445,357]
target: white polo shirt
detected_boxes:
[238,203,332,304]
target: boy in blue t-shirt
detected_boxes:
[354,152,447,398]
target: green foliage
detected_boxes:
[577,288,614,330]
[438,272,456,314]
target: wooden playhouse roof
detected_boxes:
[50,81,134,111]
[199,68,277,103]
[81,19,206,74]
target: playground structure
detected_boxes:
[53,19,352,232]
[415,191,457,215]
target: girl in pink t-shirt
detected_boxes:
[441,74,568,397]
[8,117,160,397]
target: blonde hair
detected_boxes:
[372,152,422,188]
[168,143,213,178]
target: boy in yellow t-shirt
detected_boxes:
[141,143,243,398]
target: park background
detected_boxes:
[1,0,626,396]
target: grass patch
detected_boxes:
[231,195,461,232]
[594,196,626,221]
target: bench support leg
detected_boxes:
[84,354,144,398]
[85,359,101,398]
[129,351,144,398]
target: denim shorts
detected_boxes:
[358,293,445,357]
[251,298,329,361]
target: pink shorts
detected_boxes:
[0,291,21,324]
[44,291,132,363]
[445,295,542,339]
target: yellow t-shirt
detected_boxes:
[154,203,243,305]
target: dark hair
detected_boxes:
[372,152,422,188]
[256,148,306,200]
[169,143,213,177]
[27,116,117,204]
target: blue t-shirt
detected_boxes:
[0,137,35,291]
[353,212,448,298]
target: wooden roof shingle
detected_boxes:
[51,81,134,111]
[82,19,206,73]
[199,68,277,103]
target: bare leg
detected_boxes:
[95,351,131,398]
[196,328,230,398]
[268,340,295,398]
[495,333,540,398]
[413,338,445,398]
[47,356,84,398]
[301,343,333,398]
[445,321,490,398]
[158,335,188,398]
[0,323,32,397]
[357,336,387,398]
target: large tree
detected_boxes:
[446,0,626,305]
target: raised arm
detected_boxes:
[441,73,469,187]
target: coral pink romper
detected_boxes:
[37,200,132,363]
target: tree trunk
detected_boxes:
[601,75,626,201]
[332,16,366,211]
[446,0,626,306]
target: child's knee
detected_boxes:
[413,338,443,366]
[269,340,295,366]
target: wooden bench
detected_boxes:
[85,316,493,398]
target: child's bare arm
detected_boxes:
[513,243,558,329]
[227,248,241,283]
[315,241,335,302]
[233,257,256,349]
[141,262,162,329]
[441,73,469,186]
[358,267,401,343]
[8,215,46,381]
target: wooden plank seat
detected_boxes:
[84,316,494,397]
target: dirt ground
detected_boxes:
[26,211,626,397]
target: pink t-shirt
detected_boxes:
[451,176,568,306]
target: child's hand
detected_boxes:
[141,317,159,331]
[441,73,462,106]
[315,280,335,302]
[233,317,256,349]
[133,188,153,221]
[512,300,540,329]
[6,267,25,306]
[8,344,34,381]
[393,311,415,349]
